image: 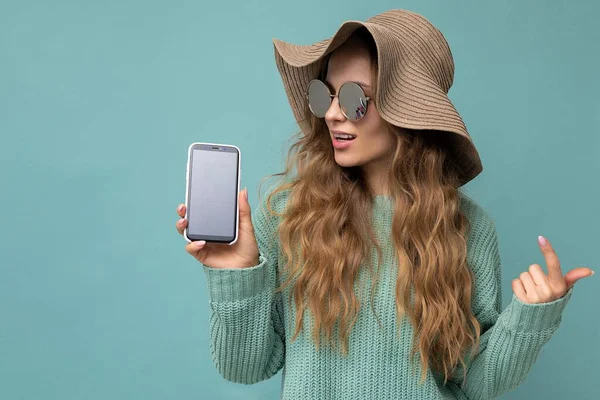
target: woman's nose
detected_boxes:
[324,96,346,123]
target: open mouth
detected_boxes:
[333,133,357,141]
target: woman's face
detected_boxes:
[323,43,395,174]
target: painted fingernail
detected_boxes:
[196,240,206,247]
[538,235,547,247]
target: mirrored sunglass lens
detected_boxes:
[339,82,368,120]
[307,80,331,118]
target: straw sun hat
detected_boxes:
[272,9,483,186]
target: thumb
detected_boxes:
[564,267,595,290]
[239,187,252,222]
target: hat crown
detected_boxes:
[366,9,455,93]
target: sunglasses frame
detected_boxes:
[304,79,371,121]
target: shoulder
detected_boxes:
[252,175,294,233]
[458,189,497,241]
[458,190,504,314]
[257,176,293,215]
[251,176,295,256]
[458,190,501,273]
[459,190,502,286]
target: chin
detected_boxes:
[334,154,361,168]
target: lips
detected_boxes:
[331,130,357,149]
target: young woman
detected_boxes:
[174,9,593,400]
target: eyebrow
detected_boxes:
[325,79,371,89]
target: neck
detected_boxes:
[362,159,391,197]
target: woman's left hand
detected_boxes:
[511,235,594,304]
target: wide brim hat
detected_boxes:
[272,9,483,187]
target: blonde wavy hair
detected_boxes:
[261,28,481,386]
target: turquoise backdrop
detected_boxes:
[1,0,598,399]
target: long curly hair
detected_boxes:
[261,28,481,386]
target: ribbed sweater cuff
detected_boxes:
[500,286,573,332]
[203,254,270,303]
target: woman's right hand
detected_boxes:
[175,188,260,269]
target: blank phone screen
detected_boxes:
[187,145,239,242]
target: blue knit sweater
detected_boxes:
[201,187,572,399]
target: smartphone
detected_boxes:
[184,142,241,245]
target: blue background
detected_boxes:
[1,0,598,398]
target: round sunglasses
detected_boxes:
[305,79,371,121]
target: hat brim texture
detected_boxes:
[273,9,483,186]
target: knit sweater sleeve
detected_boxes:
[201,189,286,384]
[451,208,573,399]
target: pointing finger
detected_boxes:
[538,235,563,286]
